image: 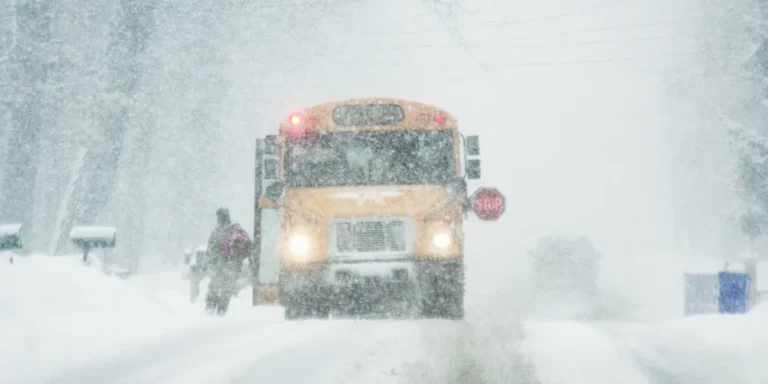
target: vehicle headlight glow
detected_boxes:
[432,232,452,249]
[288,234,310,255]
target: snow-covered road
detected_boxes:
[48,318,377,384]
[43,316,533,384]
[6,255,768,384]
[43,312,768,384]
[1,255,529,384]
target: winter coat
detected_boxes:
[207,224,230,261]
[207,222,252,266]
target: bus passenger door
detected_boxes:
[253,135,281,305]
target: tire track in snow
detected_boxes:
[228,320,406,384]
[332,320,539,384]
[158,320,354,384]
[611,323,768,384]
[448,320,538,384]
[520,320,656,384]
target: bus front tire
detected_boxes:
[283,291,330,320]
[418,262,465,320]
[420,284,464,320]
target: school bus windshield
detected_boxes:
[284,129,456,187]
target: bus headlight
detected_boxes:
[432,232,452,249]
[288,234,311,255]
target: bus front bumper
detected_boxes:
[278,258,463,302]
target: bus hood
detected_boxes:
[283,185,456,221]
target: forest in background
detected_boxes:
[0,0,352,271]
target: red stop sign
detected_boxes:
[471,187,505,221]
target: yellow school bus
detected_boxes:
[253,98,483,320]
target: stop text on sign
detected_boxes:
[475,196,503,211]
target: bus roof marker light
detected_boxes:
[434,111,446,124]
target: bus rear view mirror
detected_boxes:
[466,135,480,156]
[467,159,481,180]
[0,223,23,251]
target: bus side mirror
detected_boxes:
[467,159,481,180]
[264,181,286,204]
[466,135,480,156]
[0,223,23,251]
[446,177,467,197]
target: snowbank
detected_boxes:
[0,254,277,383]
[521,307,768,383]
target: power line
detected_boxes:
[480,0,633,28]
[477,18,703,40]
[306,50,701,70]
[487,51,700,69]
[460,32,706,48]
[388,1,634,35]
[357,17,702,37]
[426,0,493,75]
[303,32,710,57]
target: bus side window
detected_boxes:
[459,134,467,177]
[264,159,278,180]
[265,135,279,156]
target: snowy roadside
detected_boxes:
[0,254,278,383]
[520,306,768,384]
[602,307,768,384]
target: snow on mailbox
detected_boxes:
[70,226,117,264]
[0,223,23,251]
[70,226,117,248]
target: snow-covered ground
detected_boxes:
[3,253,768,384]
[522,310,768,384]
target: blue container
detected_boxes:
[718,272,750,314]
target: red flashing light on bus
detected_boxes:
[434,111,446,124]
[285,114,305,139]
[285,112,318,138]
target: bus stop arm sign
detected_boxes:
[470,187,505,221]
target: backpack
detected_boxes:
[221,223,252,261]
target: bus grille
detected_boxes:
[334,220,406,253]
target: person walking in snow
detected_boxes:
[205,207,252,315]
[188,246,209,303]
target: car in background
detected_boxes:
[528,234,604,319]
